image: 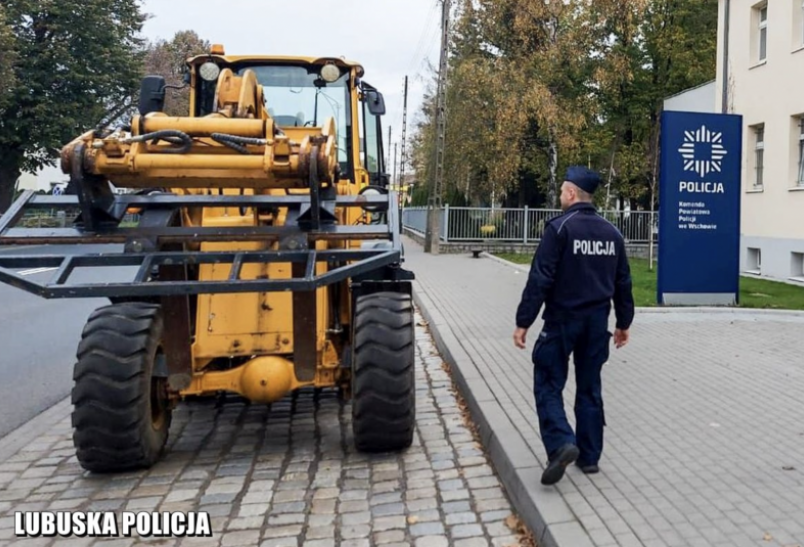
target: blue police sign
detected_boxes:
[657,111,743,306]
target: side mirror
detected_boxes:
[369,172,390,188]
[138,76,166,116]
[366,90,386,116]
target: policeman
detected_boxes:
[513,166,635,486]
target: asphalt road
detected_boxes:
[0,244,125,438]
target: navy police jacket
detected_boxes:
[515,202,635,331]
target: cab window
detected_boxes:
[361,84,386,186]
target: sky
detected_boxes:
[139,0,445,163]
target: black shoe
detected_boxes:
[576,462,599,474]
[541,444,580,485]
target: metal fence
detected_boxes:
[400,207,448,240]
[19,209,80,228]
[17,209,140,228]
[402,206,657,243]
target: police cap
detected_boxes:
[565,166,602,194]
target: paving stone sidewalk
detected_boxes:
[0,310,531,547]
[403,236,804,547]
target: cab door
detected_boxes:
[359,82,389,189]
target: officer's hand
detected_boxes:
[513,327,527,349]
[614,328,629,349]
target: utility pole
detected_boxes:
[387,125,392,186]
[424,0,450,254]
[393,143,398,189]
[399,76,409,208]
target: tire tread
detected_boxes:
[352,291,415,453]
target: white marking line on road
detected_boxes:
[18,267,58,276]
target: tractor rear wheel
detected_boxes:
[71,302,172,472]
[352,291,415,452]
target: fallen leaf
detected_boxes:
[407,516,419,525]
[505,514,519,530]
[417,321,429,327]
[764,533,774,541]
[783,466,795,471]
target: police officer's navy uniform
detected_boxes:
[515,167,634,485]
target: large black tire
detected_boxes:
[352,291,415,452]
[71,302,172,473]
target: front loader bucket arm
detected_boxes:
[0,191,411,299]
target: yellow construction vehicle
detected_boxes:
[0,45,415,472]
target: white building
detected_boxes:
[663,80,717,114]
[15,164,68,193]
[714,0,804,282]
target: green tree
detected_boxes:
[143,30,210,117]
[414,0,600,208]
[592,0,717,210]
[0,0,147,212]
[409,64,438,202]
[0,6,16,112]
[409,0,718,210]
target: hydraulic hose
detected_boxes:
[211,133,268,154]
[118,130,267,155]
[120,130,194,154]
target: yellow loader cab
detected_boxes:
[0,45,415,472]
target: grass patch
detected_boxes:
[494,253,804,310]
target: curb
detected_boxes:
[0,396,71,462]
[480,251,532,274]
[632,307,804,317]
[483,252,804,318]
[412,287,596,547]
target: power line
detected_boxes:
[389,0,441,128]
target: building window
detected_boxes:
[791,252,804,281]
[747,248,762,274]
[798,119,804,186]
[758,4,768,61]
[791,0,804,50]
[753,125,765,189]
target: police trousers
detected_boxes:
[532,308,611,466]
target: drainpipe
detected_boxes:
[722,0,731,114]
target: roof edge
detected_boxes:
[663,79,717,101]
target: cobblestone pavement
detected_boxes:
[0,310,532,547]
